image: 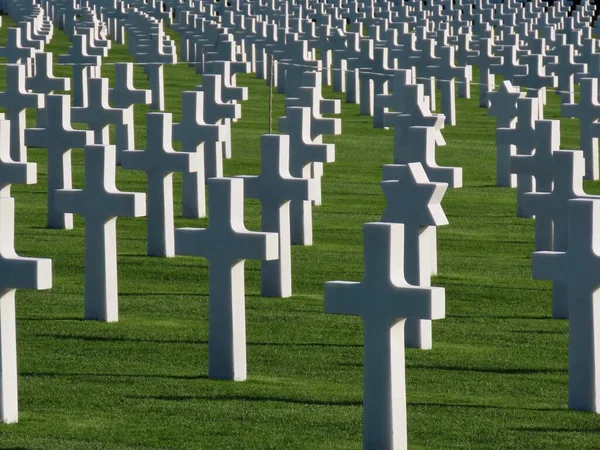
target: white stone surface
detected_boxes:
[172,91,226,218]
[25,94,94,229]
[175,178,278,381]
[238,134,316,298]
[25,52,70,128]
[278,106,335,245]
[0,119,36,198]
[381,163,448,349]
[325,222,445,450]
[122,113,200,257]
[55,145,146,322]
[72,77,132,146]
[0,64,44,162]
[562,78,600,180]
[488,81,524,187]
[108,62,152,164]
[523,150,600,319]
[511,119,560,231]
[497,97,540,217]
[533,198,600,413]
[0,196,51,424]
[58,34,101,107]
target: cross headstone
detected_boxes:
[278,106,335,245]
[497,97,540,217]
[72,77,132,146]
[523,150,600,319]
[325,221,445,449]
[58,34,101,107]
[25,52,70,128]
[547,43,587,104]
[54,145,146,322]
[380,162,448,349]
[172,91,226,219]
[561,78,600,180]
[175,178,278,381]
[24,94,94,229]
[0,64,44,162]
[514,54,557,117]
[0,195,51,424]
[477,37,502,107]
[533,198,600,412]
[237,134,316,298]
[511,119,560,250]
[108,62,152,164]
[0,119,36,198]
[197,74,241,176]
[488,81,524,187]
[122,113,200,257]
[0,28,35,75]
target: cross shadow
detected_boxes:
[21,371,209,381]
[34,333,362,348]
[409,401,560,412]
[449,314,550,321]
[512,426,600,434]
[125,393,362,407]
[406,363,565,375]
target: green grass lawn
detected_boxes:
[0,15,599,450]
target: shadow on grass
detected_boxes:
[450,314,550,321]
[407,363,565,375]
[512,426,600,434]
[126,394,362,407]
[21,371,208,381]
[410,401,559,412]
[34,333,362,348]
[339,362,565,375]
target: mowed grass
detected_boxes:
[0,15,599,449]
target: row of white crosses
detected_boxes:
[489,74,600,414]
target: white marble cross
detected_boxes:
[547,43,587,104]
[122,113,200,257]
[386,102,461,188]
[197,74,241,176]
[380,162,448,349]
[0,119,37,198]
[0,64,44,162]
[25,94,94,229]
[477,37,502,107]
[173,91,226,219]
[108,62,152,164]
[533,198,600,413]
[55,145,146,322]
[25,52,70,128]
[387,100,446,156]
[514,54,557,117]
[488,81,524,187]
[72,77,132,146]
[238,134,316,298]
[175,177,278,381]
[0,28,35,75]
[325,222,445,450]
[497,97,540,217]
[511,119,560,249]
[561,78,600,180]
[523,150,600,319]
[376,69,425,129]
[0,196,52,424]
[278,106,335,245]
[282,71,340,206]
[58,34,101,107]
